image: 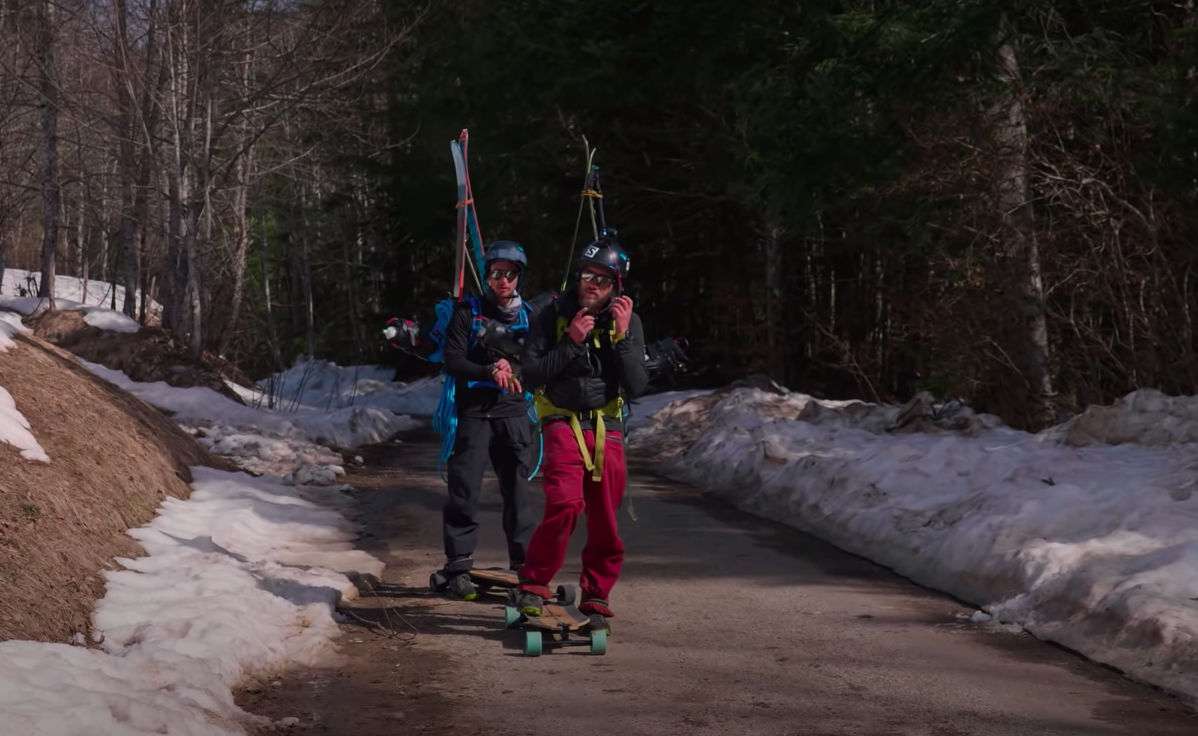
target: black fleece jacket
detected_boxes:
[521,287,650,421]
[441,295,529,419]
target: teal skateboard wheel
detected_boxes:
[524,630,542,657]
[589,629,607,655]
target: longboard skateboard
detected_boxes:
[504,584,607,657]
[429,566,519,596]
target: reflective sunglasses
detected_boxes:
[487,268,520,282]
[580,271,615,288]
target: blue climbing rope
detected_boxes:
[526,390,543,480]
[433,375,457,483]
[434,378,542,483]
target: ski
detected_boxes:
[450,138,470,300]
[458,130,487,289]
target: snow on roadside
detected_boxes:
[184,424,351,486]
[238,356,442,417]
[625,388,715,431]
[80,358,420,452]
[1046,388,1198,448]
[0,313,50,462]
[629,386,1198,703]
[0,467,384,735]
[0,321,398,733]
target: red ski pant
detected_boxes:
[518,419,626,606]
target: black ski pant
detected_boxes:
[443,414,535,571]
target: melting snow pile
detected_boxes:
[0,312,50,462]
[629,384,1198,702]
[0,310,24,347]
[0,316,394,733]
[239,356,442,418]
[79,357,420,485]
[1047,388,1198,448]
[624,388,716,431]
[81,358,417,454]
[1,268,152,334]
[184,424,351,486]
[0,467,384,735]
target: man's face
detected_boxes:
[578,266,616,311]
[487,259,520,299]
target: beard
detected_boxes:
[578,290,609,311]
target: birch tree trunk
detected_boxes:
[218,35,255,357]
[994,19,1054,429]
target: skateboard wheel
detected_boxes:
[524,631,543,657]
[503,606,522,627]
[555,584,576,606]
[589,629,607,655]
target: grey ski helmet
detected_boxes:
[483,240,527,288]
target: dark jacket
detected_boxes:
[441,294,529,419]
[522,288,650,422]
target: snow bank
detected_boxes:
[0,310,25,352]
[81,358,419,450]
[1,268,154,334]
[240,356,442,417]
[0,294,143,335]
[624,388,715,431]
[1,267,160,316]
[0,385,50,463]
[0,289,406,732]
[0,467,384,735]
[0,314,51,463]
[630,386,1198,702]
[1047,388,1198,447]
[185,424,351,486]
[82,308,141,334]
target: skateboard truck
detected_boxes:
[504,584,607,657]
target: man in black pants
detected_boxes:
[438,240,536,600]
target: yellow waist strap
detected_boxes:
[536,394,622,482]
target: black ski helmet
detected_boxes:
[577,235,629,282]
[483,240,527,288]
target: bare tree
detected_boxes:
[992,18,1054,429]
[34,0,60,300]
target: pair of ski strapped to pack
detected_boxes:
[423,131,637,520]
[429,131,542,484]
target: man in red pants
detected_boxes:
[513,236,649,633]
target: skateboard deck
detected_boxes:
[503,584,607,657]
[428,566,518,596]
[469,567,518,590]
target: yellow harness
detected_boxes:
[532,315,626,482]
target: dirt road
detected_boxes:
[240,427,1196,736]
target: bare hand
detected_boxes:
[491,358,512,374]
[567,308,595,344]
[496,370,522,394]
[611,295,633,336]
